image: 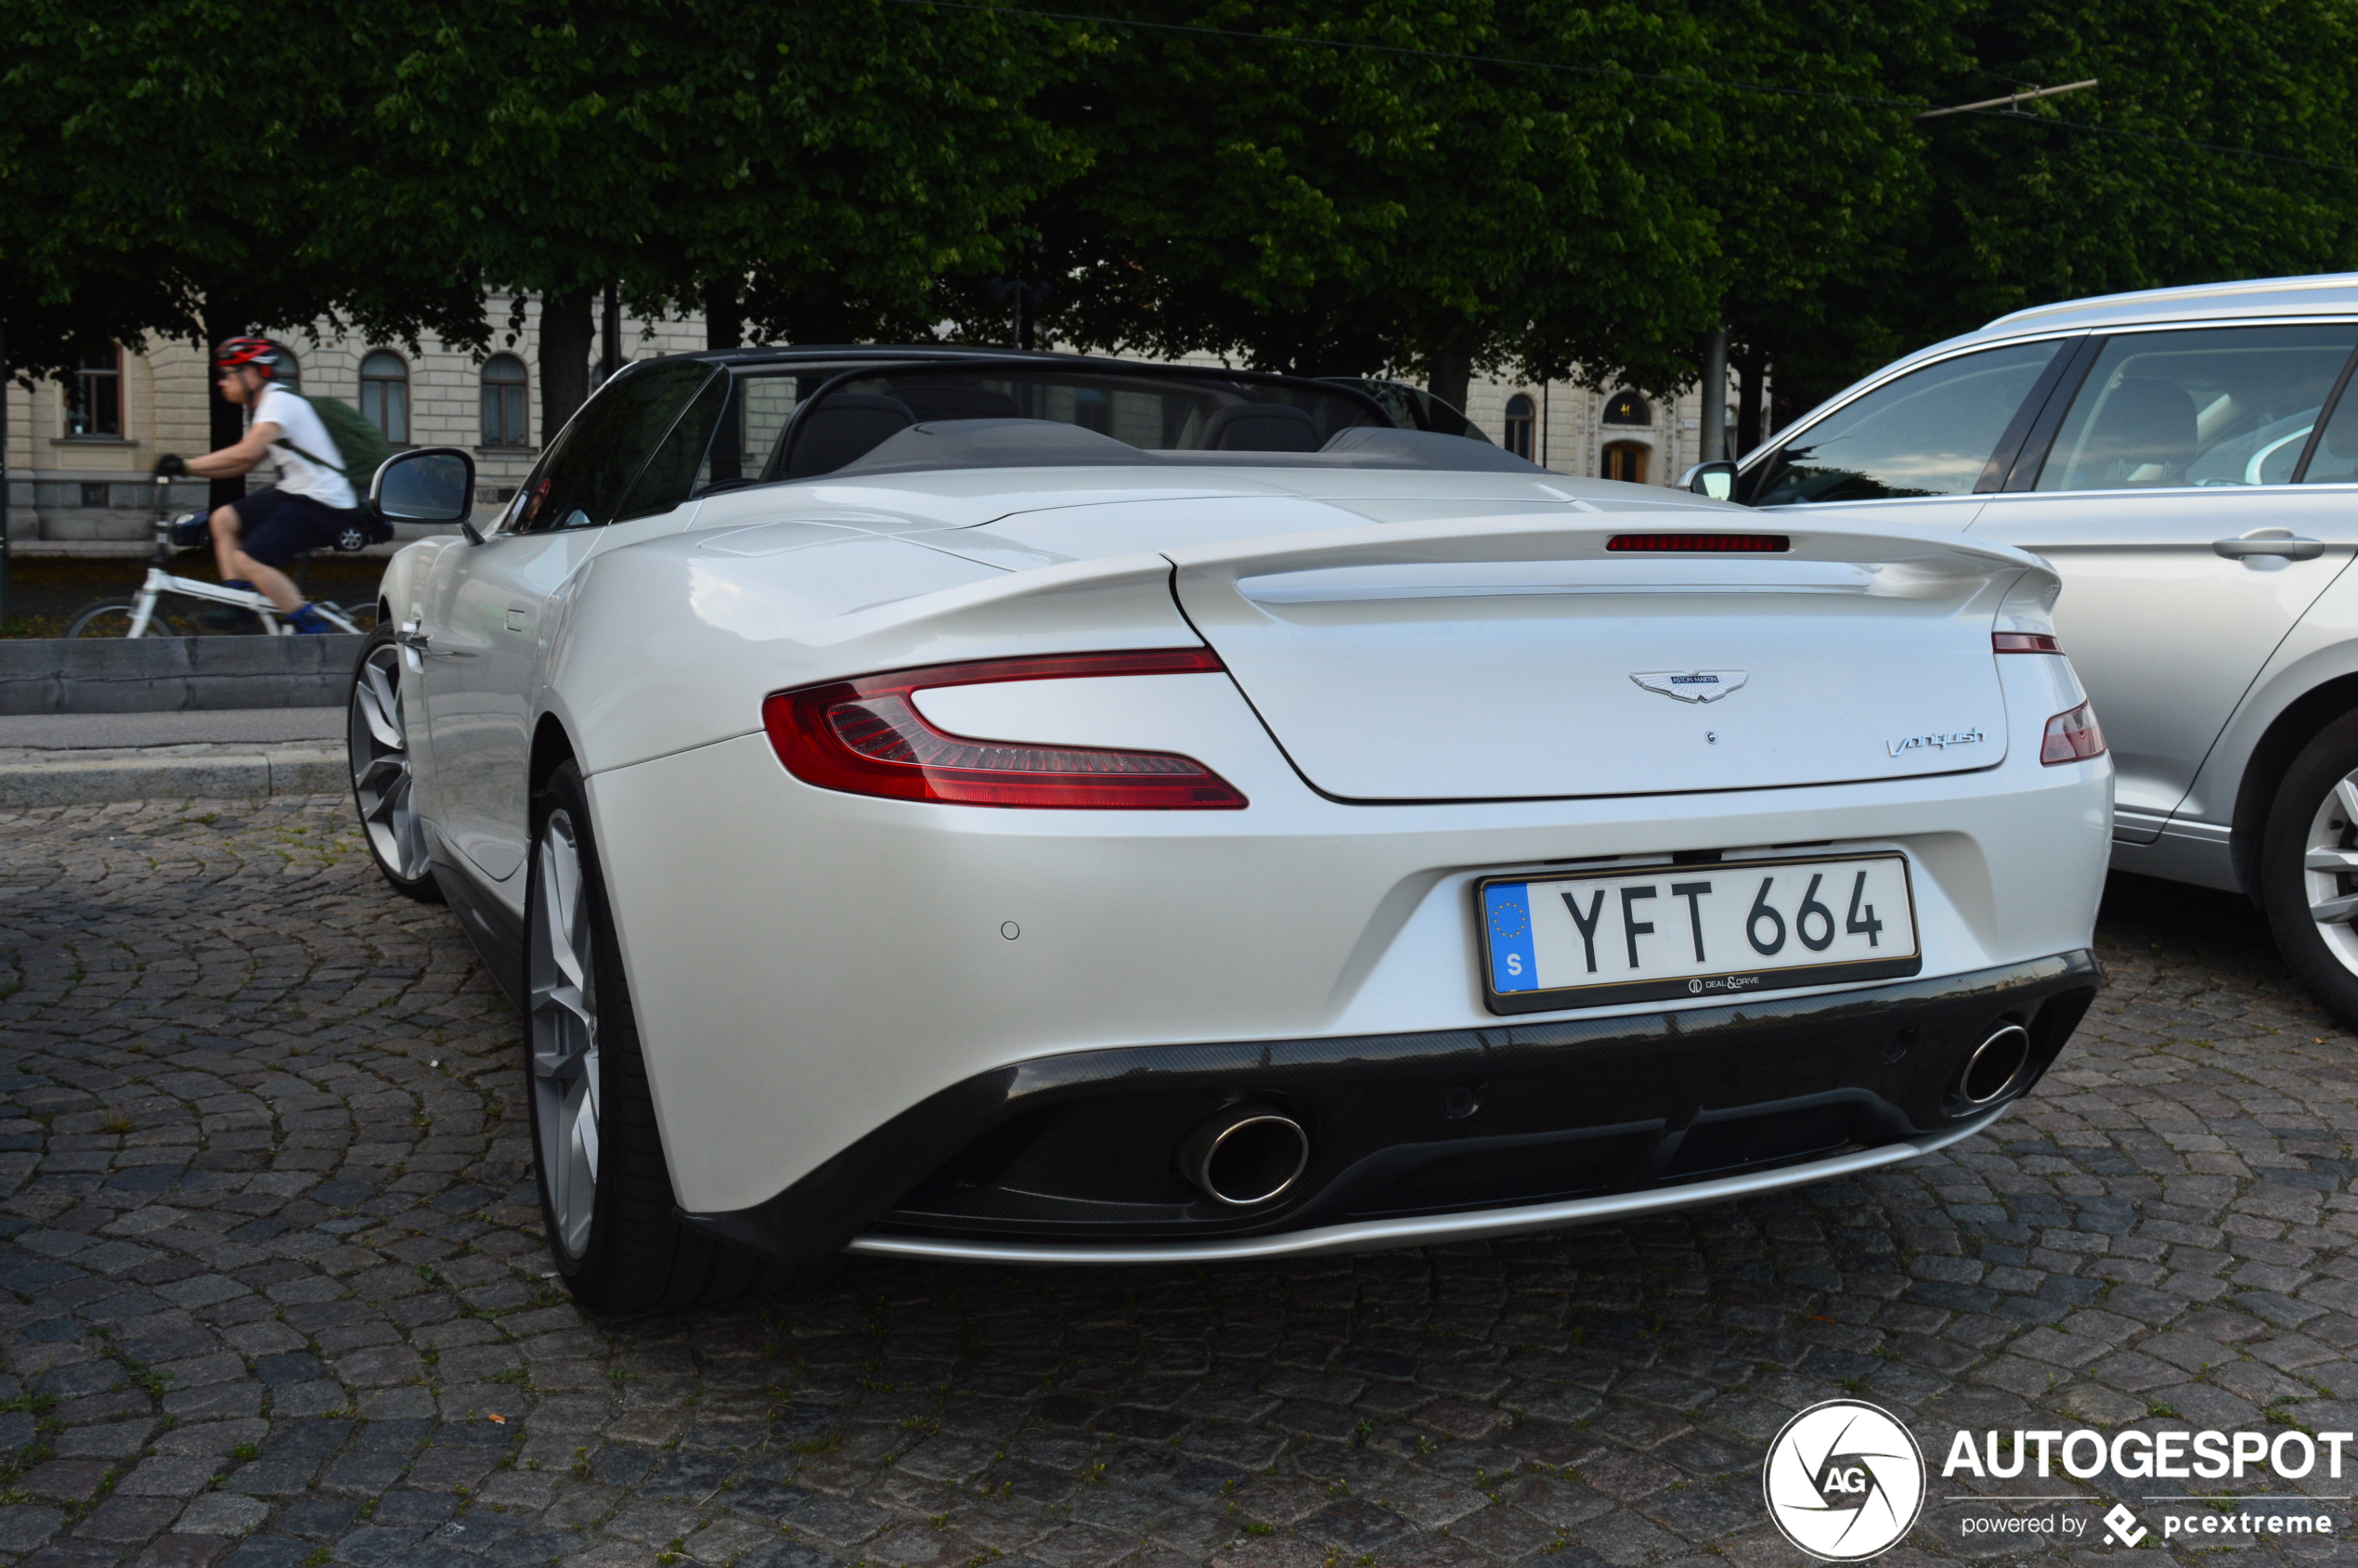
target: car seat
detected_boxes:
[2074,377,2197,486]
[783,394,916,478]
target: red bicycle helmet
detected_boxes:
[213,336,286,378]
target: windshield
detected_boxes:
[704,365,1389,482]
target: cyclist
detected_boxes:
[155,338,354,633]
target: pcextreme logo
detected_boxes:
[1762,1400,1926,1560]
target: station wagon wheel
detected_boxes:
[2261,713,2358,1030]
[346,626,441,901]
[525,759,816,1311]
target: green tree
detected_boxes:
[1017,0,1727,409]
[5,0,492,504]
[358,0,1089,427]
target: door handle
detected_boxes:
[2215,529,2326,561]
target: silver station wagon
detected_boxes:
[1699,274,2358,1020]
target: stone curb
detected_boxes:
[0,744,345,807]
[0,634,364,716]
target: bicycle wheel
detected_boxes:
[64,600,188,638]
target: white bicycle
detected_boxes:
[66,473,373,638]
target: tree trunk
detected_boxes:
[201,297,249,512]
[539,288,596,442]
[599,282,621,383]
[1426,342,1472,420]
[1699,327,1729,463]
[1735,345,1768,457]
[704,279,743,351]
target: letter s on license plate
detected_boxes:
[1476,852,1922,1016]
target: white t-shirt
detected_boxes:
[253,383,357,511]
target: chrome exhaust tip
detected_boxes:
[1958,1024,2033,1106]
[1180,1105,1310,1207]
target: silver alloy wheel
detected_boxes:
[2303,772,2358,975]
[349,641,431,881]
[530,810,602,1258]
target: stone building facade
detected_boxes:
[2,298,702,545]
[5,302,1737,545]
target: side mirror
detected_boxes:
[370,447,484,544]
[1681,460,1738,501]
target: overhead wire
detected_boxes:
[875,0,2358,177]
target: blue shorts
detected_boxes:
[228,487,352,568]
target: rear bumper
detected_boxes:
[846,1112,2008,1264]
[679,948,2098,1266]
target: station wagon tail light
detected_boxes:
[1606,533,1789,552]
[762,650,1249,809]
[1993,631,2063,654]
[2041,702,2105,765]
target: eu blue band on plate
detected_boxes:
[1483,883,1536,992]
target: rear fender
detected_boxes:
[548,533,1200,778]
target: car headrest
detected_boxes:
[784,394,915,478]
[1199,402,1322,452]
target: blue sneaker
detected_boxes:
[287,603,332,635]
[199,580,263,632]
[169,512,211,549]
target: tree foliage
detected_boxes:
[6,0,2358,435]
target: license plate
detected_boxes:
[1476,851,1922,1016]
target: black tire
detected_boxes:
[2261,710,2358,1029]
[526,759,814,1313]
[347,626,444,902]
[64,599,187,638]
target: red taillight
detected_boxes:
[761,650,1249,809]
[1994,631,2064,654]
[1605,533,1789,552]
[2041,702,2105,765]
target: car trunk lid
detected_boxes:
[1168,514,2037,801]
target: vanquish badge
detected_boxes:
[1631,669,1748,703]
[1762,1399,1926,1561]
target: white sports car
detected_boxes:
[348,349,2112,1313]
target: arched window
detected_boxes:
[1601,441,1650,485]
[482,355,529,447]
[359,350,410,443]
[64,351,122,437]
[1601,391,1652,427]
[1502,394,1535,460]
[268,342,302,391]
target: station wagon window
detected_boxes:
[2034,324,2358,490]
[512,360,714,532]
[1749,340,2064,506]
[2303,374,2358,485]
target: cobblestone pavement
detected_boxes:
[1,797,2353,1568]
